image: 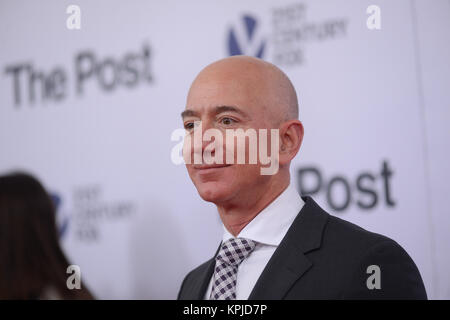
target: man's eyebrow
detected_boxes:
[181,109,199,119]
[181,105,250,119]
[214,105,249,118]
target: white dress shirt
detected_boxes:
[204,182,305,300]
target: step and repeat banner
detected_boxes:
[0,0,449,299]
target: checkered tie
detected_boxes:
[209,238,256,300]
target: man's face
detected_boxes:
[182,75,274,205]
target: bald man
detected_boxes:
[177,56,427,300]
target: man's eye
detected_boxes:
[220,117,236,125]
[184,122,194,130]
[184,121,201,131]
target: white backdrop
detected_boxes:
[0,0,449,299]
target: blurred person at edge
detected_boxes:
[0,172,94,299]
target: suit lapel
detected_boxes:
[247,240,313,299]
[190,258,216,299]
[248,196,329,300]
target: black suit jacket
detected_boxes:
[178,196,427,299]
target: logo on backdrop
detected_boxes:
[228,15,266,58]
[51,192,70,239]
[3,42,154,108]
[227,3,348,66]
[297,160,396,213]
[50,185,136,243]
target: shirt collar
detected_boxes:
[222,182,305,246]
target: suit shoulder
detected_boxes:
[317,207,420,271]
[302,197,393,251]
[318,212,426,298]
[323,213,396,252]
[328,218,428,299]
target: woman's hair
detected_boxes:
[0,172,93,299]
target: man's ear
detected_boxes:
[279,120,304,166]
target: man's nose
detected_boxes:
[206,123,219,153]
[191,120,217,159]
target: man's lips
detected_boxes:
[193,164,232,170]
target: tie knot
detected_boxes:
[216,238,256,267]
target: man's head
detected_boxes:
[182,55,304,206]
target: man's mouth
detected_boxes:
[193,164,232,170]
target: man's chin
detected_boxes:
[195,183,232,204]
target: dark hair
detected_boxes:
[0,172,93,299]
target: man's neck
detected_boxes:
[216,178,290,237]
